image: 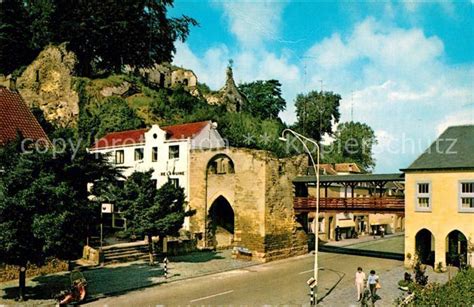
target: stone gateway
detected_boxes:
[188,147,309,262]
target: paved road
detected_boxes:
[87,252,403,306]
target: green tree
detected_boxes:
[294,90,341,142]
[78,96,144,143]
[0,138,119,300]
[238,80,286,119]
[150,86,208,123]
[328,121,377,171]
[0,0,197,76]
[0,0,34,75]
[115,171,193,264]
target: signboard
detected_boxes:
[101,203,114,213]
[307,277,316,288]
[160,171,185,176]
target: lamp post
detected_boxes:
[280,128,320,305]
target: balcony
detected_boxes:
[294,196,405,213]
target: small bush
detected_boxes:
[408,268,474,306]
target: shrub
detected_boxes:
[414,256,428,286]
[408,268,474,306]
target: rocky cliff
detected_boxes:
[17,44,79,127]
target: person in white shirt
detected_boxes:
[367,270,380,303]
[355,267,366,301]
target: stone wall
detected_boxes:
[189,147,308,262]
[263,155,308,261]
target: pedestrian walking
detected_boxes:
[335,226,340,241]
[373,228,377,239]
[380,226,385,238]
[367,270,380,304]
[355,267,366,301]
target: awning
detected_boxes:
[370,218,392,226]
[337,219,355,228]
[307,212,324,219]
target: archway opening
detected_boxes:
[208,196,234,248]
[207,154,235,175]
[415,228,435,266]
[446,230,468,268]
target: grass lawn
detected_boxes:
[347,235,404,254]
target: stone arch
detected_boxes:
[206,154,235,175]
[415,228,435,266]
[446,229,468,268]
[208,196,235,249]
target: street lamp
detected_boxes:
[280,128,320,305]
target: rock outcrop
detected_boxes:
[17,44,79,127]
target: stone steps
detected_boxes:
[102,243,157,264]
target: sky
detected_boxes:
[169,0,474,173]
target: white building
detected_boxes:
[89,120,225,229]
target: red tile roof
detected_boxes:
[92,121,210,150]
[319,164,337,175]
[162,121,209,140]
[0,86,50,146]
[334,163,362,173]
[92,128,148,150]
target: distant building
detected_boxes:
[299,163,404,241]
[402,125,474,269]
[0,85,50,146]
[89,121,225,229]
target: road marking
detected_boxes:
[298,269,314,275]
[189,290,234,303]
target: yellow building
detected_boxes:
[403,125,474,269]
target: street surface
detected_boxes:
[87,251,403,306]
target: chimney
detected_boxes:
[9,77,17,92]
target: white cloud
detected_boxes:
[401,0,455,16]
[216,0,287,47]
[436,109,474,135]
[304,17,472,172]
[174,42,230,89]
[174,10,472,173]
[174,43,302,107]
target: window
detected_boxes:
[151,147,158,162]
[459,181,474,212]
[416,182,431,211]
[115,150,124,164]
[134,148,144,161]
[169,145,180,159]
[169,178,179,188]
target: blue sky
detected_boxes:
[170,1,474,172]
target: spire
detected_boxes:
[226,59,234,81]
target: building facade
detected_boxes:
[89,121,225,229]
[403,125,474,269]
[302,164,404,241]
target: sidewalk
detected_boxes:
[325,232,404,248]
[0,249,258,305]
